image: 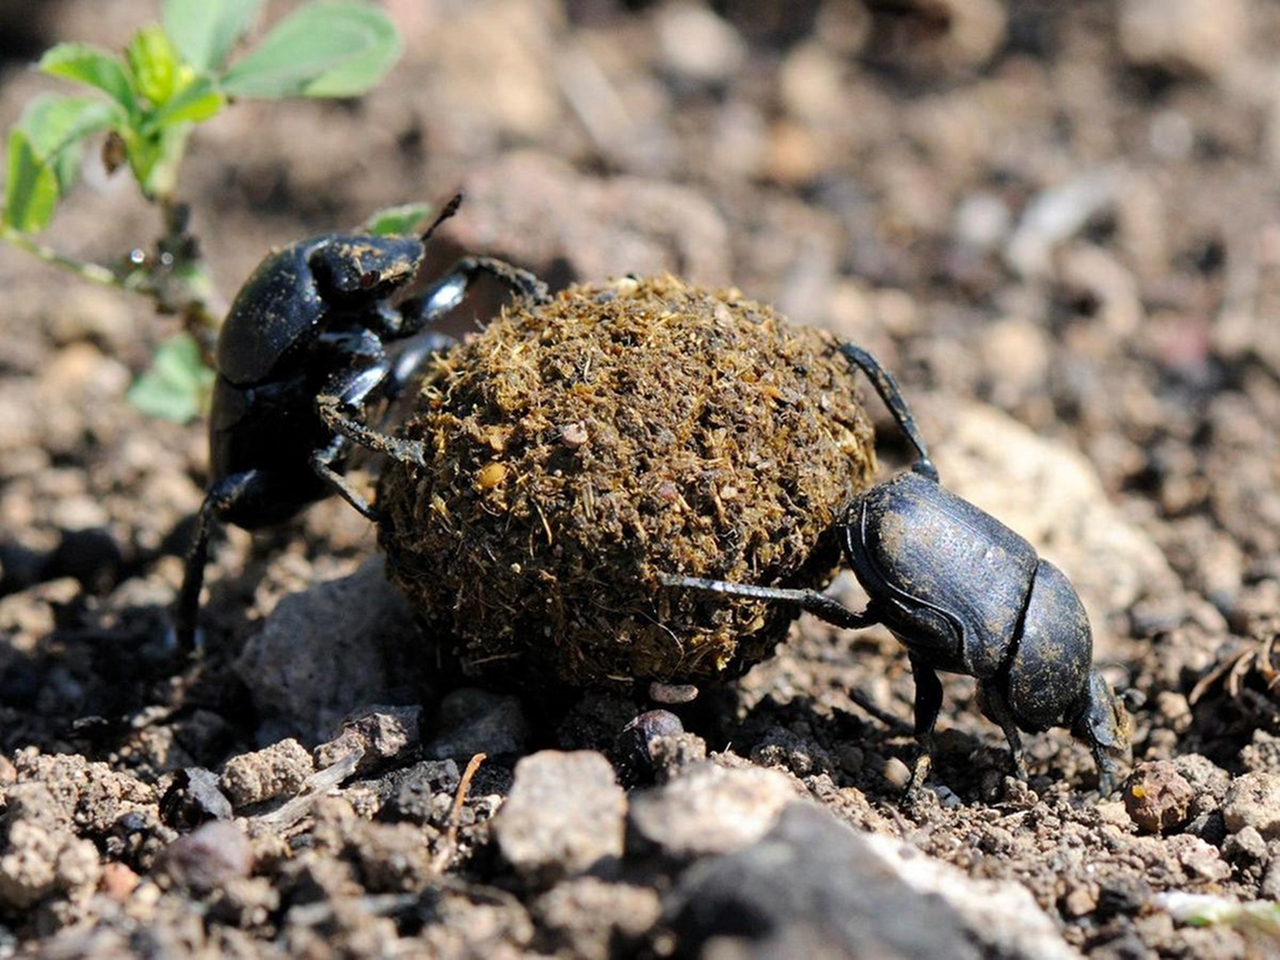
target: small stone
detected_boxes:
[1123,761,1194,834]
[655,2,745,85]
[98,862,139,901]
[1119,0,1248,80]
[628,762,798,859]
[424,688,531,760]
[1222,772,1280,840]
[614,710,684,785]
[1223,825,1267,863]
[158,768,232,830]
[1062,881,1098,918]
[883,756,912,791]
[648,732,708,783]
[1262,858,1280,900]
[220,738,314,808]
[533,877,663,956]
[492,751,626,885]
[157,821,252,893]
[378,760,462,825]
[1155,692,1193,733]
[315,705,422,776]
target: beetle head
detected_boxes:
[309,234,425,302]
[1071,668,1132,792]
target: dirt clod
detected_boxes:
[1123,761,1195,834]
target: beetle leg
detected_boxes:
[391,256,551,337]
[907,653,944,793]
[976,678,1029,782]
[384,332,457,402]
[839,343,938,482]
[657,573,875,631]
[310,436,376,521]
[174,469,264,651]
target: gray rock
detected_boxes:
[1222,772,1280,840]
[664,802,983,960]
[859,830,1081,960]
[492,751,626,885]
[628,762,798,859]
[234,557,422,740]
[315,705,423,776]
[423,688,531,760]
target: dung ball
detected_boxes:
[376,276,877,687]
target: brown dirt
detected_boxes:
[3,1,1280,956]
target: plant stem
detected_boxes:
[0,223,122,287]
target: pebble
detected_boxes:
[492,751,626,885]
[1123,761,1194,834]
[219,738,315,808]
[1118,0,1248,80]
[234,557,420,739]
[654,3,745,85]
[315,705,422,776]
[614,710,683,785]
[1222,772,1280,840]
[158,768,232,830]
[157,821,252,893]
[628,762,798,859]
[377,760,462,825]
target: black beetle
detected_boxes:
[174,196,549,647]
[662,344,1131,794]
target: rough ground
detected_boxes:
[4,0,1280,956]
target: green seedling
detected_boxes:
[1,0,404,421]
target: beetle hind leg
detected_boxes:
[907,654,944,794]
[657,573,875,631]
[975,678,1030,782]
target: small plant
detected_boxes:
[1,0,404,420]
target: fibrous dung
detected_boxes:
[377,276,876,686]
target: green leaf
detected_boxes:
[142,76,226,133]
[220,1,401,99]
[164,0,264,72]
[363,201,431,236]
[38,43,137,116]
[3,96,124,228]
[127,333,215,422]
[19,94,124,160]
[125,25,190,106]
[4,130,59,231]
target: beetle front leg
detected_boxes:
[839,343,938,482]
[976,678,1030,782]
[907,653,944,794]
[175,470,265,651]
[390,256,551,338]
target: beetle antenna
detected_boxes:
[421,193,464,242]
[838,343,938,482]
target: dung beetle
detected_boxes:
[662,344,1131,794]
[174,196,549,648]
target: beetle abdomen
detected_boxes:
[1005,559,1092,729]
[844,471,1039,678]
